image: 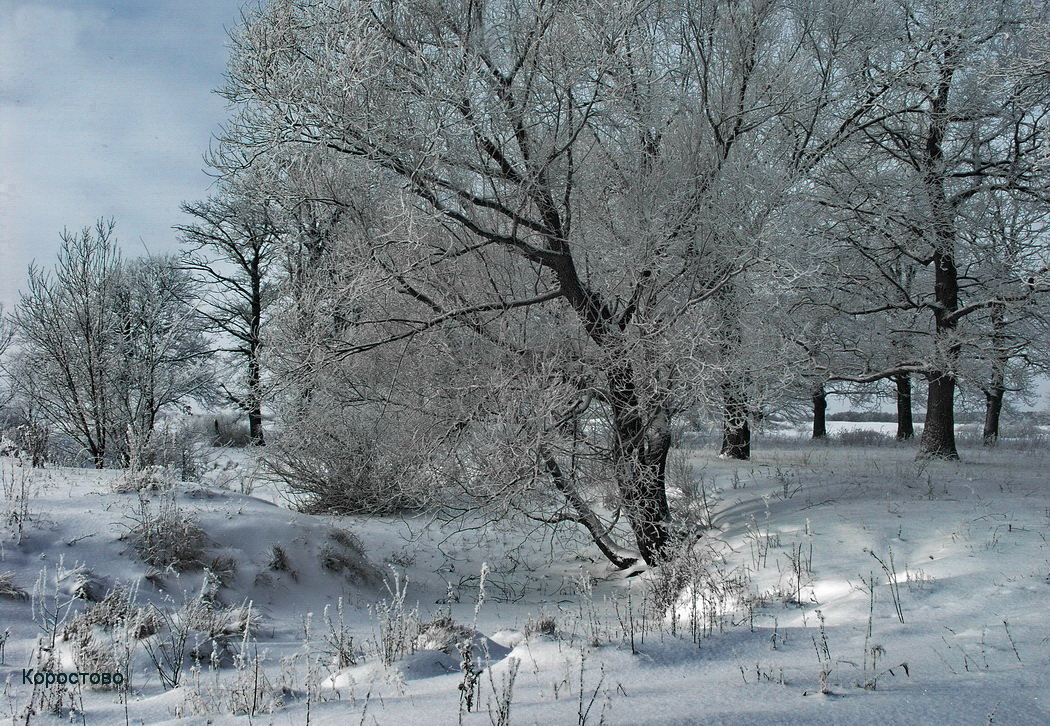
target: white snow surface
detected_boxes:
[1,435,1047,725]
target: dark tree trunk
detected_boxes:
[812,387,827,439]
[916,58,960,461]
[721,388,751,459]
[551,242,673,566]
[982,303,1007,446]
[606,360,673,565]
[983,387,1004,446]
[714,282,750,460]
[247,252,265,446]
[247,348,265,446]
[894,374,914,440]
[920,372,958,459]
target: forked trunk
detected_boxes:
[551,253,675,567]
[894,374,914,441]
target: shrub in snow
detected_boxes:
[321,528,379,584]
[123,492,208,572]
[524,614,558,638]
[197,412,255,448]
[417,613,475,653]
[835,429,892,446]
[14,424,49,467]
[143,593,261,689]
[60,585,158,690]
[67,585,161,639]
[264,396,426,515]
[0,436,18,457]
[113,464,174,493]
[56,565,110,602]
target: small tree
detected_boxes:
[178,178,281,445]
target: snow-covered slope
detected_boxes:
[1,440,1047,724]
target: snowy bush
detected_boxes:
[266,411,424,515]
[834,429,893,446]
[124,493,208,572]
[0,571,28,600]
[197,412,255,448]
[66,585,161,639]
[320,528,379,585]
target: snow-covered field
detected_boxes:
[1,434,1047,725]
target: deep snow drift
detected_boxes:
[1,436,1047,725]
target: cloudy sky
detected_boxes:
[1,0,244,308]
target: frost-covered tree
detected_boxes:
[8,221,213,467]
[178,174,282,445]
[215,0,905,565]
[809,0,1050,459]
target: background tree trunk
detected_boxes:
[894,373,914,440]
[812,387,827,439]
[982,386,1004,445]
[721,387,751,459]
[982,302,1008,446]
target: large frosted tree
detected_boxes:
[216,0,904,565]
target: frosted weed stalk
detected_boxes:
[23,563,83,718]
[866,548,905,623]
[322,597,358,668]
[457,562,488,721]
[1,458,33,543]
[373,568,419,666]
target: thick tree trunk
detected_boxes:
[630,406,674,564]
[894,374,914,441]
[607,363,673,565]
[919,372,958,459]
[549,245,673,566]
[917,59,960,461]
[811,387,827,439]
[983,387,1004,445]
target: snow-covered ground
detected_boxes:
[1,432,1047,724]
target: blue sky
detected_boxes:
[1,0,244,307]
